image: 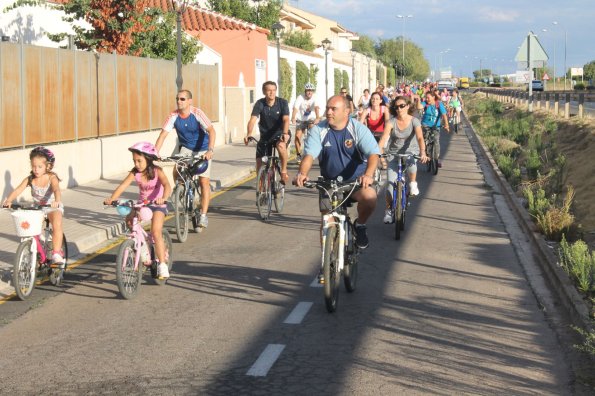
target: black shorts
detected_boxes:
[256,131,291,158]
[318,185,359,212]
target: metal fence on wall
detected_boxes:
[0,42,219,149]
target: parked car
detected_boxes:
[530,80,544,91]
[437,80,455,92]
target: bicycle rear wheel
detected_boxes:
[395,182,404,240]
[115,239,142,299]
[273,163,285,213]
[431,142,439,175]
[13,239,36,300]
[153,230,173,286]
[173,184,189,242]
[343,222,358,293]
[49,233,68,286]
[256,166,272,220]
[323,225,340,312]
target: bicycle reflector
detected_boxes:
[116,205,132,216]
[190,160,209,176]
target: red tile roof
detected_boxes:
[48,1,268,34]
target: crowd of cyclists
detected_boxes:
[2,80,463,282]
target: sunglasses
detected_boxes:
[176,97,188,101]
[395,103,408,109]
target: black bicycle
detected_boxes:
[304,177,360,313]
[162,154,208,242]
[424,127,439,175]
[248,136,286,221]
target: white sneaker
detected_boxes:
[383,209,393,224]
[51,252,65,268]
[158,262,170,279]
[409,181,420,196]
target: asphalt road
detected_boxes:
[0,129,576,395]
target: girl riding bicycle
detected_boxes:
[104,142,172,278]
[2,146,65,267]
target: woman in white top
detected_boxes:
[358,89,371,110]
[378,96,428,223]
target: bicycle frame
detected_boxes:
[122,215,150,272]
[385,154,410,213]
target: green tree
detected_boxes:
[376,37,428,82]
[207,0,281,32]
[309,64,319,90]
[334,68,341,94]
[295,61,309,98]
[342,70,349,93]
[473,69,492,80]
[282,30,315,51]
[387,67,395,87]
[583,60,595,82]
[279,58,292,99]
[351,34,377,58]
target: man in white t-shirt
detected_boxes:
[291,83,320,164]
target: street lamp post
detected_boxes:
[322,38,331,103]
[553,21,567,90]
[272,22,285,97]
[174,0,192,92]
[351,50,357,97]
[396,14,413,84]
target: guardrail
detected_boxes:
[475,88,594,119]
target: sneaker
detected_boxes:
[198,214,208,228]
[296,153,302,164]
[51,252,65,269]
[383,209,393,224]
[354,221,369,249]
[157,262,170,279]
[409,181,420,196]
[317,269,325,284]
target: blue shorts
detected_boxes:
[148,205,168,216]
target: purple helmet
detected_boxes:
[30,146,55,164]
[128,142,158,160]
[189,160,209,176]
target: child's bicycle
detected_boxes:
[106,200,173,299]
[5,204,68,300]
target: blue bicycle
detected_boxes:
[382,153,421,240]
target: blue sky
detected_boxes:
[287,0,595,78]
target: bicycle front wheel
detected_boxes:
[343,222,358,293]
[395,182,404,240]
[13,239,37,300]
[153,230,173,286]
[323,225,341,312]
[256,166,272,220]
[115,239,142,299]
[273,164,285,213]
[173,184,189,242]
[431,142,439,175]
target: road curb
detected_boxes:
[463,113,594,333]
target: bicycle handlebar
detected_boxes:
[2,203,52,210]
[379,153,422,160]
[104,200,168,208]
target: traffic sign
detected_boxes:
[515,32,548,67]
[543,73,550,80]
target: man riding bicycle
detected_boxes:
[291,83,320,164]
[294,95,379,250]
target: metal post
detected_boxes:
[563,29,567,91]
[324,49,328,103]
[276,37,281,96]
[176,10,183,91]
[527,32,533,112]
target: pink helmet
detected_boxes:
[128,142,158,160]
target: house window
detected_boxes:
[255,59,266,69]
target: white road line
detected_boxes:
[283,302,313,324]
[246,344,286,377]
[310,276,322,288]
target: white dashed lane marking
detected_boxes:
[283,301,313,324]
[246,344,286,377]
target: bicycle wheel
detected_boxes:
[323,225,340,312]
[426,142,434,173]
[153,230,173,286]
[49,233,68,286]
[343,222,358,293]
[256,166,272,220]
[192,181,202,233]
[173,183,189,242]
[115,239,142,299]
[395,182,403,240]
[12,239,37,300]
[273,163,285,213]
[431,142,439,175]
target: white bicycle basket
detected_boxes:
[11,210,44,237]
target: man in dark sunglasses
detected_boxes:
[155,89,216,230]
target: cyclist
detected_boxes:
[245,81,290,183]
[339,87,356,114]
[294,95,380,250]
[359,91,389,169]
[155,89,216,230]
[378,96,429,223]
[2,147,65,267]
[421,91,449,168]
[449,89,464,129]
[291,83,320,164]
[358,89,371,111]
[104,142,172,279]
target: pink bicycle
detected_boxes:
[106,200,173,299]
[5,204,68,300]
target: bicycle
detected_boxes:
[161,154,208,242]
[106,200,173,299]
[424,127,439,175]
[381,153,421,240]
[303,177,360,313]
[5,204,68,300]
[247,135,286,221]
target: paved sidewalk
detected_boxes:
[0,142,258,298]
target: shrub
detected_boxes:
[525,149,542,179]
[295,61,309,98]
[309,64,319,91]
[524,187,549,217]
[279,58,293,100]
[559,235,595,295]
[496,154,515,179]
[282,31,315,51]
[334,68,341,94]
[535,186,575,241]
[342,70,349,93]
[574,82,586,90]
